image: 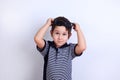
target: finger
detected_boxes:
[71,23,75,27]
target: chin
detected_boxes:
[57,44,62,47]
[56,44,63,47]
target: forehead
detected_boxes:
[53,26,68,32]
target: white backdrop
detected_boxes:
[0,0,120,80]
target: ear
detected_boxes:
[68,33,72,39]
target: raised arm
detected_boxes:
[73,23,86,55]
[34,18,53,49]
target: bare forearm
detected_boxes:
[34,23,50,40]
[76,27,86,50]
[34,18,52,48]
[74,23,86,54]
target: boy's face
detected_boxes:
[51,26,71,48]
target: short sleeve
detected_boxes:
[70,43,83,59]
[36,40,50,57]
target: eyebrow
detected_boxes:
[54,30,68,33]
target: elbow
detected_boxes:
[75,44,86,55]
[79,43,86,52]
[81,42,87,51]
[34,36,40,44]
[79,46,86,53]
[82,45,86,51]
[34,36,37,43]
[34,35,44,46]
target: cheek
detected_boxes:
[52,35,58,40]
[64,36,69,40]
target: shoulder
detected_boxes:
[68,43,83,57]
[68,43,77,47]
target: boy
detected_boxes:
[34,16,86,80]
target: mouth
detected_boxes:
[58,41,63,43]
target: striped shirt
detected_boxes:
[37,40,82,80]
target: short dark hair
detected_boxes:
[51,16,73,34]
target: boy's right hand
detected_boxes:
[46,18,54,26]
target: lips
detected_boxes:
[58,41,63,43]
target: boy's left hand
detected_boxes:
[72,23,80,31]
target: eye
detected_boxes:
[55,32,59,34]
[63,33,67,36]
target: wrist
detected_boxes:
[45,18,53,27]
[44,23,51,27]
[75,26,80,32]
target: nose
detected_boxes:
[58,34,62,40]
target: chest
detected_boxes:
[48,47,72,64]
